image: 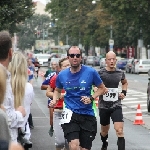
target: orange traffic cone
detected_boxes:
[133,104,145,125]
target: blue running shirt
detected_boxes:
[42,72,56,85]
[56,65,103,116]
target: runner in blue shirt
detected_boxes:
[50,46,108,150]
[40,61,59,137]
[27,58,35,85]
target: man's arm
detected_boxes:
[41,85,48,90]
[46,85,54,98]
[119,78,128,99]
[121,78,128,91]
[91,83,107,99]
[81,83,107,104]
[49,88,62,107]
[53,88,62,101]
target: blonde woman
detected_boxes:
[8,51,34,144]
[0,65,24,149]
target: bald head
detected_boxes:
[105,51,117,70]
[106,51,116,59]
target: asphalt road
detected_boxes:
[29,67,150,150]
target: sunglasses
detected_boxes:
[68,54,81,58]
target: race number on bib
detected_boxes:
[35,67,38,71]
[103,88,118,102]
[59,108,73,125]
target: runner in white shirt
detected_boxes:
[8,51,34,146]
[0,31,26,142]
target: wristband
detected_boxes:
[121,90,127,96]
[90,96,95,102]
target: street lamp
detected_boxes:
[92,0,100,4]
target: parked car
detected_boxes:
[94,56,100,66]
[131,59,138,74]
[82,55,87,65]
[116,59,128,70]
[86,56,95,66]
[125,59,133,73]
[134,59,150,74]
[99,58,106,69]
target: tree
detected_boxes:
[45,0,150,50]
[45,0,112,49]
[17,14,51,50]
[100,0,150,47]
[0,0,34,34]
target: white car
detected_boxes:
[135,59,150,74]
[100,58,106,69]
[34,54,50,67]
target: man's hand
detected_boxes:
[103,88,108,95]
[59,93,65,99]
[81,96,92,104]
[0,105,5,111]
[119,93,125,100]
[49,100,57,107]
[16,106,26,117]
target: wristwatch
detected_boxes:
[90,96,94,102]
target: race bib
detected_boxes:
[35,67,38,71]
[103,88,118,102]
[59,108,73,125]
[30,70,33,75]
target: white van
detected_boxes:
[34,54,50,67]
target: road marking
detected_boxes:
[123,109,147,114]
[132,94,147,96]
[124,98,138,100]
[33,117,47,119]
[122,101,146,104]
[123,111,136,114]
[129,104,147,108]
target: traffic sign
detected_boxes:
[109,39,114,45]
[110,45,113,51]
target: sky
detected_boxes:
[32,0,48,5]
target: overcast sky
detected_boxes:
[33,0,47,5]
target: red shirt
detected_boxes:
[50,74,65,108]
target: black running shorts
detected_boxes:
[99,107,124,126]
[61,112,97,149]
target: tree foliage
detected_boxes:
[17,14,51,50]
[0,0,34,34]
[100,0,150,47]
[46,0,150,49]
[46,0,112,47]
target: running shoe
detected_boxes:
[101,140,108,150]
[48,126,54,137]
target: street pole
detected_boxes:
[14,33,17,51]
[66,34,68,45]
[110,25,113,39]
[109,24,114,51]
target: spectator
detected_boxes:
[0,30,26,142]
[8,51,34,145]
[0,64,11,141]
